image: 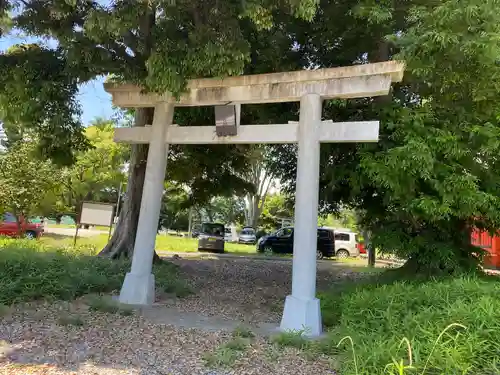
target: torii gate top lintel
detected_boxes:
[104,61,405,108]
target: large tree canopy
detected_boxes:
[0,44,88,164]
[4,0,500,273]
[2,0,319,258]
[269,0,500,273]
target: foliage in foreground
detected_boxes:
[203,327,255,368]
[0,238,191,305]
[317,275,500,375]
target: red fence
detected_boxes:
[471,229,500,269]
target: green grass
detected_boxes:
[87,295,134,316]
[232,325,255,339]
[0,238,191,305]
[203,337,252,368]
[58,314,85,326]
[46,223,110,231]
[313,274,500,375]
[271,329,309,349]
[41,233,258,255]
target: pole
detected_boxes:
[73,223,79,246]
[107,211,114,241]
[115,181,123,224]
[188,206,193,238]
[109,181,123,241]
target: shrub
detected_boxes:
[0,238,191,304]
[319,275,500,375]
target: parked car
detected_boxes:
[238,227,257,245]
[224,227,233,242]
[357,242,367,255]
[256,227,335,259]
[332,230,360,258]
[197,222,225,253]
[191,224,201,238]
[0,213,44,239]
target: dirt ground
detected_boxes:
[0,258,369,375]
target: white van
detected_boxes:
[333,230,359,258]
[321,227,359,258]
[224,227,233,242]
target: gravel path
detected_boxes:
[160,257,367,324]
[0,258,366,374]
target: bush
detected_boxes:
[0,238,191,304]
[319,275,500,375]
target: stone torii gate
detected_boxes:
[104,61,405,337]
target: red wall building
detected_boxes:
[471,229,500,269]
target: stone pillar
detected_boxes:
[280,93,322,337]
[119,103,174,305]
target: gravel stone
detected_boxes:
[0,258,368,374]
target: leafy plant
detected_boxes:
[203,337,251,368]
[0,238,191,304]
[232,325,255,339]
[319,275,500,374]
[203,346,241,368]
[271,329,310,350]
[0,141,61,223]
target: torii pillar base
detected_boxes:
[281,295,322,337]
[119,272,155,305]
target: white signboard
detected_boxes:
[80,202,114,227]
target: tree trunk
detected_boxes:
[99,108,161,262]
[362,230,376,267]
[251,198,260,228]
[368,245,376,267]
[14,212,22,238]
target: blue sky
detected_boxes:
[0,34,114,126]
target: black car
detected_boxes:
[256,227,334,259]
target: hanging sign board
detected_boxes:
[80,202,115,227]
[215,104,239,136]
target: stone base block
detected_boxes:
[119,272,155,305]
[280,295,322,337]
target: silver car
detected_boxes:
[333,230,359,258]
[238,227,256,245]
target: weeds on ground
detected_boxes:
[263,344,282,362]
[87,295,134,316]
[203,346,241,368]
[232,325,255,339]
[203,337,252,368]
[58,315,85,326]
[204,327,256,368]
[0,238,192,304]
[162,279,193,298]
[0,304,10,317]
[271,329,310,350]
